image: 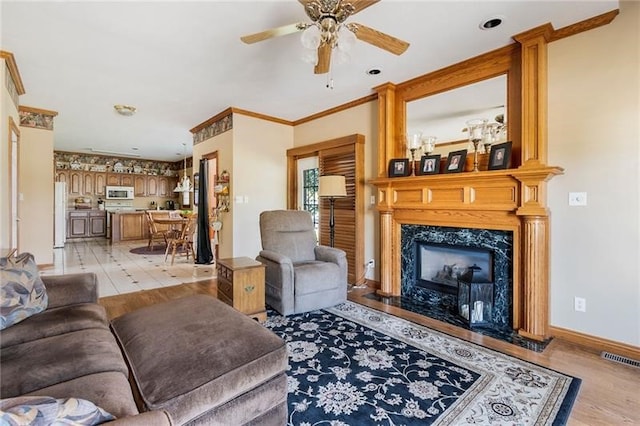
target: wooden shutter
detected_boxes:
[287,134,365,284]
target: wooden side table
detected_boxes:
[216,257,266,322]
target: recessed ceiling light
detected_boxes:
[114,104,137,116]
[366,68,382,76]
[480,15,505,30]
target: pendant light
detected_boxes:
[174,143,193,206]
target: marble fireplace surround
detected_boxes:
[402,225,513,331]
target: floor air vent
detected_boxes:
[601,351,640,368]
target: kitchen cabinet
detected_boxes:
[106,173,134,187]
[94,173,106,196]
[57,170,177,199]
[106,174,119,186]
[158,177,169,197]
[147,176,158,196]
[134,175,146,196]
[67,210,106,239]
[69,171,83,196]
[111,212,146,242]
[55,170,68,184]
[83,173,94,196]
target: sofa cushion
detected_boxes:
[111,295,287,425]
[0,396,114,425]
[0,303,109,348]
[1,328,129,397]
[25,372,139,420]
[0,252,48,330]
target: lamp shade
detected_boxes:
[319,175,347,197]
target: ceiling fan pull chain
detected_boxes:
[326,71,334,90]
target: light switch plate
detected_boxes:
[568,192,587,206]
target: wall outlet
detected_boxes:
[367,259,375,268]
[574,297,586,312]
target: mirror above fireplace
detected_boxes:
[406,75,507,154]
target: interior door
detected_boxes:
[9,117,20,250]
[202,152,218,261]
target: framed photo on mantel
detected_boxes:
[488,141,512,170]
[388,159,411,177]
[417,154,441,175]
[445,149,467,173]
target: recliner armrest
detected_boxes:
[257,250,293,266]
[41,273,99,308]
[315,245,346,265]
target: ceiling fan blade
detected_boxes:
[240,22,307,44]
[348,0,380,15]
[347,22,409,55]
[314,43,332,74]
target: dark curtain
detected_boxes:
[196,159,213,264]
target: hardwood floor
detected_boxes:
[99,281,640,425]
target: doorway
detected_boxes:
[9,117,20,251]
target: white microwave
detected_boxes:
[106,186,135,200]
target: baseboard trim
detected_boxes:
[550,325,640,360]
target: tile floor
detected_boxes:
[40,238,215,297]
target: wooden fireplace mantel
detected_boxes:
[369,165,563,341]
[369,24,569,342]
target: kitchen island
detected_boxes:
[110,210,179,243]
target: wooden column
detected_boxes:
[373,83,398,178]
[519,214,550,340]
[513,24,553,167]
[377,209,395,296]
[513,167,562,341]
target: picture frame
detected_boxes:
[488,141,512,170]
[388,158,411,177]
[416,154,441,175]
[445,149,467,173]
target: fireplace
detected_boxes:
[401,225,513,330]
[415,241,493,295]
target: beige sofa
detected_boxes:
[1,257,288,425]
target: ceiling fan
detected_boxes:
[240,0,409,74]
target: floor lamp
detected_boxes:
[318,175,347,247]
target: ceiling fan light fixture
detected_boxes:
[301,49,319,65]
[301,25,321,49]
[336,24,356,52]
[113,104,137,116]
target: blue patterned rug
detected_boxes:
[264,301,580,425]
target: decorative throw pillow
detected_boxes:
[0,252,48,330]
[0,396,115,425]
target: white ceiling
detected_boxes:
[1,0,618,161]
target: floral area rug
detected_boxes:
[264,301,580,425]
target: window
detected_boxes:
[302,168,319,230]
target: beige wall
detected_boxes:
[192,114,293,259]
[548,1,639,346]
[293,101,379,279]
[0,63,19,250]
[18,126,54,264]
[192,128,234,259]
[232,114,293,258]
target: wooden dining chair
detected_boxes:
[164,217,196,265]
[145,211,168,251]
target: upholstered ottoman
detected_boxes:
[110,295,288,425]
